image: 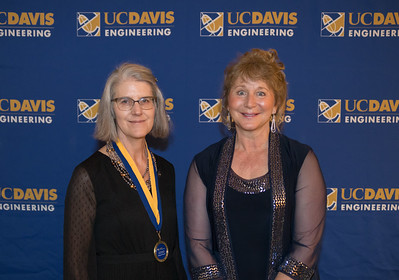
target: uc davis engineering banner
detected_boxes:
[1,1,399,279]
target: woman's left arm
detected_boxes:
[64,166,97,280]
[278,150,327,280]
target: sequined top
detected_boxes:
[226,169,272,279]
[228,168,270,194]
[185,133,326,280]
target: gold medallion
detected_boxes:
[154,240,169,262]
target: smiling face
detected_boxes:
[227,77,277,135]
[113,79,155,143]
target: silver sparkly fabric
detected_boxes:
[268,132,286,280]
[212,133,287,280]
[228,169,270,194]
[213,136,237,280]
[191,264,224,280]
[279,256,315,280]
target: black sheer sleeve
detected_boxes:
[64,165,97,280]
[279,150,327,280]
[184,161,224,280]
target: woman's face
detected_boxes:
[227,76,277,135]
[113,79,155,142]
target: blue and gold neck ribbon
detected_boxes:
[112,140,162,231]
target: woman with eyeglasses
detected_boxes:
[64,63,187,280]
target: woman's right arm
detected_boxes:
[64,165,97,280]
[184,161,224,280]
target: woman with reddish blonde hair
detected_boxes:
[185,49,326,280]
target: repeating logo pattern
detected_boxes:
[0,187,58,212]
[327,188,338,211]
[321,11,399,38]
[326,187,399,212]
[0,99,55,124]
[200,11,297,38]
[199,99,222,122]
[318,99,399,124]
[321,12,345,37]
[200,12,224,37]
[77,99,100,123]
[0,12,54,38]
[318,99,341,123]
[77,12,101,37]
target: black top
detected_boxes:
[64,151,187,280]
[226,170,271,279]
[185,133,326,279]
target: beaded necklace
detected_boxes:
[106,141,155,191]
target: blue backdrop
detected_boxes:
[1,0,399,279]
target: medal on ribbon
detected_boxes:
[154,231,169,262]
[113,140,169,262]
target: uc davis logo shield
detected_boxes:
[327,188,338,211]
[321,12,345,37]
[200,12,224,37]
[77,12,101,37]
[199,99,222,123]
[77,99,100,123]
[318,99,341,123]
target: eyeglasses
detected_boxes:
[112,96,156,111]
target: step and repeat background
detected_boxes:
[1,0,399,279]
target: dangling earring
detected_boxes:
[226,111,232,130]
[270,114,276,133]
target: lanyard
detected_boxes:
[113,140,162,230]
